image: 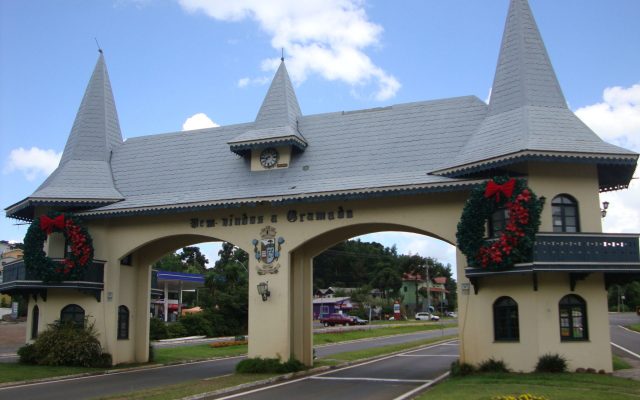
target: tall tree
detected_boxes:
[179,246,209,273]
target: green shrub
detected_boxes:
[166,322,188,338]
[17,343,37,364]
[32,320,104,367]
[204,311,244,337]
[148,345,155,363]
[450,360,476,377]
[535,353,567,373]
[149,318,168,340]
[235,356,305,374]
[179,313,213,337]
[95,353,113,368]
[478,358,510,373]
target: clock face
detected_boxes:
[259,148,279,169]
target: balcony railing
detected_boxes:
[0,259,105,301]
[465,233,640,292]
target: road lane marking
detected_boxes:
[618,325,640,335]
[397,354,458,357]
[611,342,640,360]
[215,340,458,399]
[392,372,450,400]
[0,356,246,391]
[311,377,430,383]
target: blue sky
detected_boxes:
[1,0,639,271]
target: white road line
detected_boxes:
[311,377,430,383]
[618,325,640,335]
[0,356,246,391]
[397,354,458,357]
[215,340,457,399]
[611,342,640,360]
[392,372,450,400]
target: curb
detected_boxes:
[179,337,457,400]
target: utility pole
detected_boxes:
[426,264,431,313]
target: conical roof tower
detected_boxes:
[228,59,307,156]
[438,0,637,190]
[6,52,124,219]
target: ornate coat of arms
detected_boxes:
[252,226,285,275]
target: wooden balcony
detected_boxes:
[465,233,640,293]
[0,259,105,301]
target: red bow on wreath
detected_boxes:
[40,214,65,234]
[484,178,516,202]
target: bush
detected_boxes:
[235,356,305,374]
[179,313,213,337]
[450,360,476,377]
[17,343,37,364]
[148,345,155,363]
[31,320,104,367]
[149,318,168,340]
[535,353,567,373]
[166,322,188,338]
[203,311,244,337]
[478,358,510,373]
[96,353,113,368]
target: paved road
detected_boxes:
[610,312,640,360]
[213,341,458,400]
[0,329,453,400]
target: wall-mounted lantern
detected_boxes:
[257,281,270,301]
[601,201,610,218]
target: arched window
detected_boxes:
[60,304,85,328]
[493,296,519,341]
[488,208,509,238]
[31,305,39,339]
[559,294,588,341]
[118,305,129,340]
[552,195,580,232]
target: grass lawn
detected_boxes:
[421,373,640,400]
[613,355,633,371]
[97,373,277,400]
[0,364,103,384]
[628,323,640,333]
[314,323,455,345]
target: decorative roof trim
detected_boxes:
[77,179,483,219]
[5,198,123,221]
[229,136,308,156]
[432,150,638,176]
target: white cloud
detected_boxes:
[575,83,640,150]
[3,147,61,181]
[575,83,640,233]
[178,0,400,101]
[237,76,270,88]
[182,113,220,131]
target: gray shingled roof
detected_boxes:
[438,0,637,175]
[228,60,307,154]
[90,96,487,214]
[30,53,123,202]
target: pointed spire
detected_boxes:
[255,60,301,128]
[60,52,123,165]
[488,0,567,115]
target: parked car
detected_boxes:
[415,312,440,321]
[351,316,369,325]
[319,313,355,326]
[446,311,457,318]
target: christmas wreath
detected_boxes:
[456,176,544,270]
[23,212,94,282]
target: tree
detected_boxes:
[371,267,402,299]
[153,252,186,272]
[179,246,208,273]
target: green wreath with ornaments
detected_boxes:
[23,212,94,283]
[456,176,544,270]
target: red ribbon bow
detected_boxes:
[484,178,516,202]
[40,215,65,234]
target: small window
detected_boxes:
[559,294,588,341]
[493,296,519,341]
[31,305,39,339]
[60,304,85,328]
[552,195,580,233]
[118,305,129,340]
[488,208,509,238]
